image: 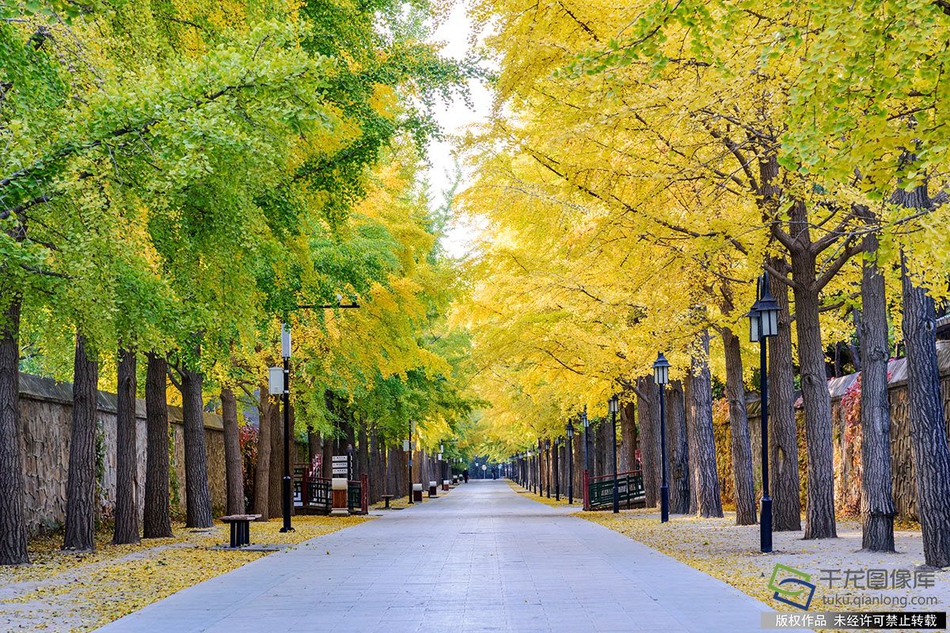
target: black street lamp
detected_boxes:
[653,352,671,523]
[749,272,780,553]
[609,395,620,513]
[566,420,575,504]
[279,325,294,533]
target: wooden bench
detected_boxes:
[380,495,394,509]
[220,514,261,548]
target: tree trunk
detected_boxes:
[254,385,272,519]
[322,425,333,480]
[143,354,172,538]
[221,387,245,516]
[268,397,283,519]
[787,201,837,540]
[113,348,139,544]
[722,327,757,525]
[901,256,950,568]
[0,297,28,564]
[858,231,895,552]
[620,402,636,473]
[64,334,99,552]
[636,376,660,507]
[768,264,802,531]
[685,374,699,515]
[667,380,690,514]
[181,366,212,528]
[687,333,723,518]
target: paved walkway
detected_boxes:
[98,480,799,633]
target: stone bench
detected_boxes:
[381,494,395,509]
[220,514,261,548]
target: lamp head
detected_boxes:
[653,352,671,385]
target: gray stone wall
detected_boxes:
[17,373,225,536]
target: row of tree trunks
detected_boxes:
[254,384,272,520]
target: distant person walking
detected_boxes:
[463,469,469,483]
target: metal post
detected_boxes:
[761,334,772,553]
[612,407,619,514]
[280,355,293,532]
[660,382,669,523]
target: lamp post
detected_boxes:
[279,324,294,532]
[653,352,671,523]
[609,395,620,513]
[566,420,575,504]
[749,272,780,553]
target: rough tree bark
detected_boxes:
[321,425,333,480]
[722,327,757,525]
[636,376,660,507]
[181,366,212,528]
[268,396,283,519]
[685,374,699,515]
[858,230,895,552]
[221,387,245,516]
[787,201,837,540]
[253,384,272,519]
[619,402,636,473]
[686,332,723,518]
[113,348,139,544]
[0,297,28,564]
[901,256,950,568]
[64,334,99,552]
[667,380,690,514]
[143,354,172,538]
[768,264,802,531]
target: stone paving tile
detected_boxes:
[95,480,811,633]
